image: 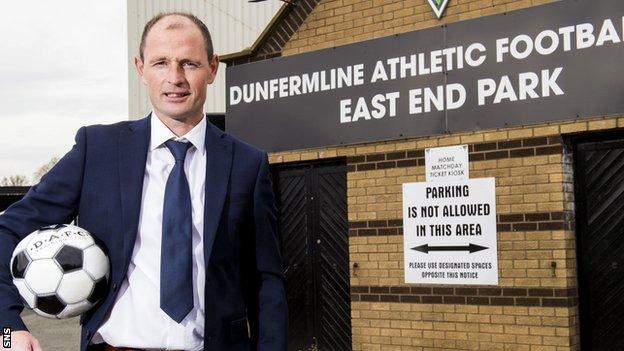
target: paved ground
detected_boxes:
[20,308,80,350]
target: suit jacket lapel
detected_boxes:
[118,116,150,268]
[117,115,231,275]
[203,121,233,267]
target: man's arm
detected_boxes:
[252,152,287,351]
[0,126,86,330]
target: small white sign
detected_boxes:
[425,145,469,182]
[403,178,498,285]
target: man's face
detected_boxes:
[134,16,218,123]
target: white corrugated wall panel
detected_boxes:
[128,0,282,119]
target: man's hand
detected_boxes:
[3,331,42,351]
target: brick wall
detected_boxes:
[260,0,623,350]
[268,114,623,350]
[349,303,577,350]
[281,0,559,56]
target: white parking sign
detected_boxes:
[403,178,498,285]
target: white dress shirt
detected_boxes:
[92,113,207,350]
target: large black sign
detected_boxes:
[226,0,624,152]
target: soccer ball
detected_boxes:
[9,224,109,319]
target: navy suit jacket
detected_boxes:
[0,116,287,350]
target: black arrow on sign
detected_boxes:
[411,243,488,254]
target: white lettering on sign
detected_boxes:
[495,18,623,63]
[340,92,400,123]
[228,14,624,125]
[477,68,564,106]
[408,84,467,114]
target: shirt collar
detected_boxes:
[149,111,206,156]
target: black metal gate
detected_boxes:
[273,161,351,351]
[574,136,624,351]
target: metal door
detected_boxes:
[574,137,624,350]
[273,161,351,351]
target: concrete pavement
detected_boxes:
[19,308,80,351]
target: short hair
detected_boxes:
[139,12,214,61]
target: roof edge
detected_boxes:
[221,2,293,64]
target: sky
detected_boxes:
[0,0,127,182]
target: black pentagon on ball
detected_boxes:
[88,278,108,304]
[54,246,83,273]
[39,224,66,231]
[41,224,67,230]
[36,294,66,315]
[11,251,30,279]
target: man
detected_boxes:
[0,12,287,351]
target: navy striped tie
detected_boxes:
[160,139,193,323]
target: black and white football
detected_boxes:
[9,224,109,319]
